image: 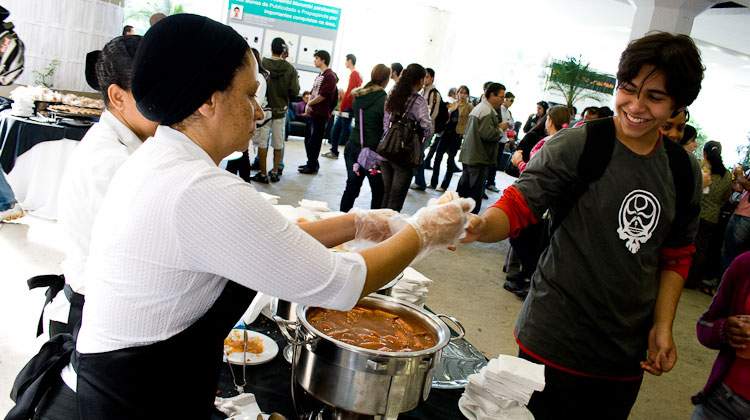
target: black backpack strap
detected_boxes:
[549,117,616,233]
[663,136,699,245]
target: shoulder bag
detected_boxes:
[353,108,382,175]
[376,94,424,169]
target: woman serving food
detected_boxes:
[16,14,473,420]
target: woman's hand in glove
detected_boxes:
[352,208,407,244]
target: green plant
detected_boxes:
[126,0,185,22]
[546,56,614,109]
[737,133,750,168]
[690,121,710,160]
[32,59,60,88]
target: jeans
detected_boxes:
[329,108,353,155]
[0,169,17,211]
[519,349,642,420]
[721,214,750,276]
[456,164,490,214]
[430,131,460,189]
[304,117,328,170]
[412,135,436,189]
[692,382,750,420]
[340,141,384,212]
[380,160,414,211]
[485,142,507,187]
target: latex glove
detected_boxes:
[407,198,475,262]
[349,209,408,250]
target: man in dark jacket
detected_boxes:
[255,37,299,183]
[299,50,337,174]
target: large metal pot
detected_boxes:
[275,294,464,419]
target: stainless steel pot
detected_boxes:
[274,295,464,419]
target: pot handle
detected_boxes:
[437,314,466,341]
[272,315,298,343]
[272,315,318,346]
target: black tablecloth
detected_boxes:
[214,316,468,419]
[0,113,90,172]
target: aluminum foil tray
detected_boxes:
[431,337,488,389]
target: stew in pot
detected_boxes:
[307,305,437,352]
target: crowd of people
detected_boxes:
[2,11,750,420]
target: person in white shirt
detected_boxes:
[14,15,474,420]
[40,35,158,339]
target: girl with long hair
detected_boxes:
[380,63,432,211]
[430,85,473,191]
[689,140,733,293]
[339,64,390,211]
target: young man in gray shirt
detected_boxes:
[462,33,704,419]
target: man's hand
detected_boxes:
[461,214,486,243]
[640,325,676,376]
[499,121,509,131]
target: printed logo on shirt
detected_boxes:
[617,189,661,254]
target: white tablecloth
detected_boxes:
[7,139,79,219]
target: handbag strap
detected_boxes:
[359,108,364,147]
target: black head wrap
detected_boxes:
[85,50,101,90]
[132,14,249,126]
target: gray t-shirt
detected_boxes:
[513,123,701,378]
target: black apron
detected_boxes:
[72,280,255,419]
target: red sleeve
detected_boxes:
[659,245,696,280]
[347,71,362,93]
[491,186,539,238]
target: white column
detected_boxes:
[628,0,719,39]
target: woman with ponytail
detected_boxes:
[688,140,733,292]
[45,35,158,339]
[380,63,431,211]
[511,105,570,173]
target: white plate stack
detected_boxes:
[390,267,432,307]
[459,355,545,420]
[10,98,34,117]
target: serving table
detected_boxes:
[0,110,92,218]
[214,315,475,419]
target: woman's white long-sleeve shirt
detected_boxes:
[45,110,144,332]
[76,126,366,354]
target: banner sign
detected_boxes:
[227,0,340,72]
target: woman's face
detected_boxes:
[660,110,687,143]
[214,52,264,153]
[458,88,469,103]
[684,138,698,154]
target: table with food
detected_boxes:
[210,198,542,420]
[0,86,104,217]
